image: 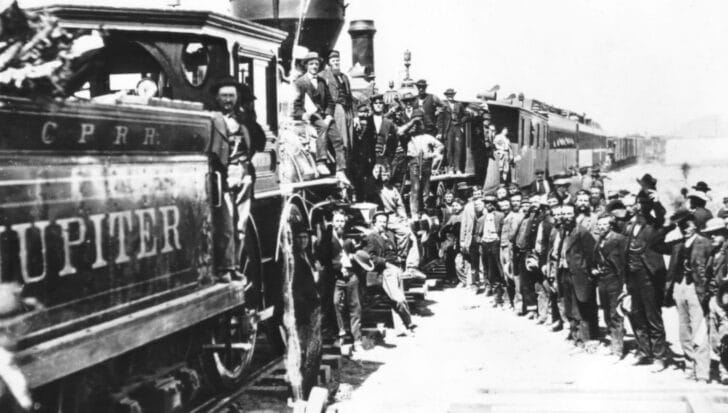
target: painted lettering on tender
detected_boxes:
[143,127,158,146]
[41,121,57,144]
[114,125,129,145]
[79,123,95,144]
[2,206,183,283]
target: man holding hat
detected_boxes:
[414,79,444,136]
[667,209,712,381]
[321,50,355,162]
[438,88,467,174]
[292,51,348,180]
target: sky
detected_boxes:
[331,0,728,135]
[18,0,728,136]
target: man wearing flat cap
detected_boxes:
[293,52,348,180]
[438,88,467,174]
[321,50,355,164]
[414,79,444,137]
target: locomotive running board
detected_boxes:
[14,283,247,389]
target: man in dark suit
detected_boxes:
[560,204,598,346]
[320,50,354,162]
[594,214,628,356]
[624,179,671,365]
[528,169,552,196]
[351,104,377,202]
[667,210,712,382]
[363,212,416,333]
[478,195,505,301]
[414,79,444,136]
[292,52,347,179]
[370,94,398,172]
[438,88,467,174]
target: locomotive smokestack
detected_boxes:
[348,20,376,76]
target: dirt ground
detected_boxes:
[326,286,728,412]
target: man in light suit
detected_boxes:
[292,52,347,180]
[320,50,354,164]
[438,88,467,174]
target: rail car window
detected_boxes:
[182,42,209,87]
[519,118,525,146]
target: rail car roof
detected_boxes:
[32,4,288,58]
[547,114,607,137]
[486,100,548,120]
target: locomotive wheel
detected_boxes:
[201,220,262,389]
[265,202,323,399]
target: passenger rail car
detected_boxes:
[609,134,645,166]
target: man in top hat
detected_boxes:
[292,52,348,180]
[593,213,628,357]
[688,189,714,230]
[320,50,355,163]
[370,94,398,172]
[666,209,712,382]
[478,194,505,302]
[438,88,467,174]
[529,169,552,196]
[414,79,444,137]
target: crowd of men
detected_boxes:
[437,173,728,384]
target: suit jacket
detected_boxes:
[319,68,353,110]
[437,100,466,135]
[667,235,713,304]
[624,214,669,281]
[528,179,552,196]
[500,212,523,247]
[595,231,627,285]
[292,74,335,120]
[707,245,728,297]
[459,201,477,248]
[373,114,398,166]
[364,230,400,272]
[414,94,443,132]
[563,225,597,302]
[476,210,505,244]
[316,227,345,276]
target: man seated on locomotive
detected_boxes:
[292,52,349,184]
[208,78,265,283]
[363,211,417,335]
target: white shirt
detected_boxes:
[373,115,383,133]
[407,133,444,158]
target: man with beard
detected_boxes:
[667,210,712,382]
[559,204,599,348]
[593,214,628,357]
[478,195,505,303]
[460,187,484,288]
[351,104,376,201]
[575,190,600,240]
[625,174,671,366]
[589,186,606,215]
[371,94,398,173]
[514,197,538,317]
[499,198,521,311]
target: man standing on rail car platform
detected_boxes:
[438,88,467,174]
[293,52,349,183]
[414,79,444,137]
[321,50,355,164]
[209,77,265,283]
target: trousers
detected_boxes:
[673,281,710,380]
[408,157,433,215]
[627,266,667,359]
[598,275,625,355]
[444,123,464,172]
[481,241,502,302]
[333,276,362,342]
[311,117,346,171]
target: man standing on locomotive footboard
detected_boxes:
[321,50,355,167]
